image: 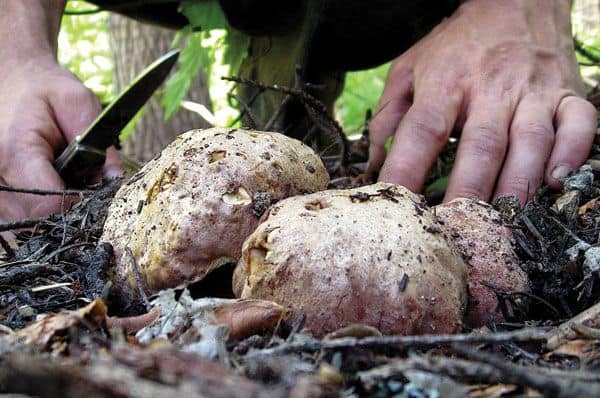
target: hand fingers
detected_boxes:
[49,77,123,183]
[494,95,555,204]
[368,82,413,173]
[378,87,463,192]
[103,147,125,179]
[545,96,597,188]
[444,97,511,201]
[7,144,66,218]
[0,175,26,223]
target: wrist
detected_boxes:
[0,0,66,63]
[456,0,573,44]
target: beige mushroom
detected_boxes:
[102,128,329,302]
[233,182,468,336]
[435,198,529,328]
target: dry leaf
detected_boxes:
[107,307,162,334]
[545,339,598,361]
[11,300,107,350]
[468,384,518,398]
[213,299,285,341]
[579,197,600,215]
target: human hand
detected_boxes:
[368,0,597,205]
[0,56,123,223]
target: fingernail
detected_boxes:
[551,165,573,181]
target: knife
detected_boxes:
[55,49,180,186]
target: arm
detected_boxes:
[369,0,596,205]
[0,0,66,58]
[0,1,121,223]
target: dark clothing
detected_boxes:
[90,0,459,71]
[89,1,459,141]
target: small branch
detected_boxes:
[244,328,547,358]
[126,247,150,311]
[360,351,600,397]
[0,219,47,233]
[223,75,348,165]
[264,94,292,131]
[229,93,260,129]
[453,344,600,398]
[0,184,89,196]
[547,301,600,349]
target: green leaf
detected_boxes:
[180,0,227,30]
[160,31,212,120]
[426,176,450,192]
[223,29,250,75]
[159,0,249,120]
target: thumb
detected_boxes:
[49,75,124,180]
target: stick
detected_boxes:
[0,219,47,233]
[0,184,88,196]
[244,328,547,358]
[126,247,150,311]
[453,344,600,398]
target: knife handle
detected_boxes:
[55,141,106,187]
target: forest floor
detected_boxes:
[0,61,599,396]
[1,128,600,397]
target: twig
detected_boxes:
[547,301,600,349]
[0,219,47,233]
[520,213,547,255]
[229,93,259,129]
[570,323,600,340]
[39,242,94,264]
[0,263,52,285]
[0,184,88,196]
[360,350,600,396]
[452,344,600,398]
[244,328,547,358]
[223,75,348,165]
[264,94,292,131]
[496,290,561,319]
[228,87,264,128]
[125,247,150,311]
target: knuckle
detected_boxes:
[56,80,99,109]
[406,108,449,146]
[512,121,554,144]
[463,124,506,162]
[369,117,392,143]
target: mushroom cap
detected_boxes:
[101,128,329,301]
[233,182,468,336]
[435,198,529,328]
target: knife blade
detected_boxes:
[55,49,180,185]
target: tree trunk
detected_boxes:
[108,14,212,162]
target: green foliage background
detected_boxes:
[59,1,113,104]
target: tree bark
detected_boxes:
[108,14,212,162]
